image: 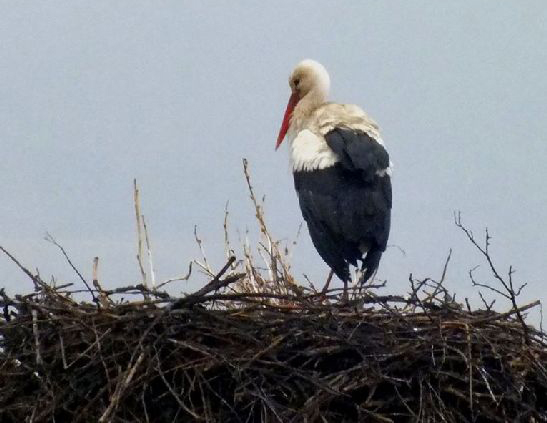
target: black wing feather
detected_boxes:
[326,127,390,182]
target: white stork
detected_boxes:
[276,59,392,295]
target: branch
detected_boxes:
[44,233,97,305]
[454,212,530,345]
[0,245,46,290]
[173,257,244,308]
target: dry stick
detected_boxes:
[98,351,145,423]
[422,249,453,304]
[91,305,190,421]
[466,323,474,416]
[134,179,147,286]
[454,212,531,345]
[154,353,203,420]
[223,200,234,260]
[172,291,417,310]
[284,221,304,276]
[31,309,43,366]
[471,300,540,325]
[102,284,171,300]
[321,270,335,294]
[408,275,435,323]
[64,329,113,369]
[59,334,68,369]
[92,257,110,309]
[193,225,214,276]
[540,302,544,335]
[142,214,156,289]
[439,248,452,285]
[242,158,300,295]
[241,334,287,370]
[44,233,97,305]
[197,256,237,294]
[157,261,193,289]
[0,245,45,290]
[477,290,495,311]
[257,241,276,287]
[176,257,243,307]
[92,257,99,289]
[468,265,506,299]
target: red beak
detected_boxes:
[275,93,299,150]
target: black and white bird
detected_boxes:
[276,59,392,295]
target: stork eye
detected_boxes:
[294,78,300,87]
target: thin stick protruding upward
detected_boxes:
[142,215,156,289]
[134,179,147,286]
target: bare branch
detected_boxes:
[44,233,97,305]
[134,179,147,286]
[455,212,530,344]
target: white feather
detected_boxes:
[289,129,339,172]
[376,160,393,177]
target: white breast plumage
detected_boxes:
[289,129,339,172]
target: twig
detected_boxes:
[59,334,68,369]
[142,214,156,288]
[99,351,145,422]
[175,257,243,307]
[193,225,214,277]
[439,249,452,285]
[0,245,45,290]
[477,291,495,311]
[223,200,235,260]
[134,179,147,286]
[471,300,540,324]
[242,158,301,295]
[155,353,203,420]
[44,233,97,305]
[321,270,334,294]
[31,309,43,366]
[157,262,193,289]
[93,257,110,309]
[92,256,100,289]
[455,212,531,345]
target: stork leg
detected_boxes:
[342,279,349,303]
[321,269,334,294]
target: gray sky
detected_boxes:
[1,2,546,325]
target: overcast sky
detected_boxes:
[1,2,546,325]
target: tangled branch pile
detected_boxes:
[1,257,546,422]
[0,164,545,422]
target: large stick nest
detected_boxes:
[0,267,546,422]
[1,168,546,422]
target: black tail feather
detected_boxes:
[361,249,383,282]
[333,263,350,284]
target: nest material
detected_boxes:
[0,174,545,422]
[1,274,546,423]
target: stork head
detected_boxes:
[276,59,330,150]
